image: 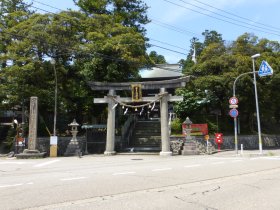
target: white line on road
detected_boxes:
[184,164,201,168]
[211,161,225,165]
[152,168,172,172]
[263,157,280,160]
[33,160,60,168]
[0,183,23,188]
[26,182,34,185]
[60,177,87,181]
[250,158,261,161]
[112,171,136,176]
[232,160,243,163]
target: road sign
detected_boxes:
[229,96,238,105]
[229,109,239,118]
[229,105,238,109]
[258,60,273,77]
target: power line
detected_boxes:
[30,0,192,56]
[150,18,202,38]
[193,0,280,31]
[177,0,280,34]
[149,38,187,51]
[0,30,145,65]
[162,0,280,37]
[149,44,187,56]
[28,1,189,57]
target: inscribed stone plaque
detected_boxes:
[28,97,38,150]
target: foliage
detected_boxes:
[176,30,280,134]
[171,118,182,135]
[0,0,149,137]
[148,51,166,64]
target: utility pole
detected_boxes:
[251,53,262,154]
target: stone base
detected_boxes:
[181,141,200,156]
[64,143,81,156]
[160,151,173,156]
[104,151,116,156]
[16,149,46,159]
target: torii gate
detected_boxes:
[89,76,190,156]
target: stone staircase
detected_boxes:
[130,120,161,152]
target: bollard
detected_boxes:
[241,144,243,155]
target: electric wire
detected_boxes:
[1,0,189,74]
[192,0,280,31]
[28,1,189,57]
[162,0,280,37]
[177,0,280,34]
[149,38,188,51]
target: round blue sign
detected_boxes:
[229,109,239,118]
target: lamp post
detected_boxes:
[233,71,255,155]
[251,53,262,154]
[51,59,57,137]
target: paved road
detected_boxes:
[1,151,280,210]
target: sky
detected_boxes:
[28,0,280,63]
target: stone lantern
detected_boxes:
[183,117,192,142]
[64,119,81,156]
[181,117,199,155]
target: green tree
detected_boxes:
[148,51,166,64]
[177,31,280,134]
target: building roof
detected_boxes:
[140,64,183,79]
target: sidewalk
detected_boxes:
[212,149,280,157]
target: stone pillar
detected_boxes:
[159,88,172,156]
[104,89,116,155]
[17,97,46,158]
[28,96,38,150]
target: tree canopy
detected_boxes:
[176,31,280,134]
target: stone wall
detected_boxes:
[222,135,280,150]
[37,136,86,156]
[171,135,280,151]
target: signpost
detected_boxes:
[204,135,209,153]
[258,60,273,77]
[229,97,238,105]
[229,108,239,118]
[232,55,273,155]
[229,96,239,155]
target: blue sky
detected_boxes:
[28,0,280,63]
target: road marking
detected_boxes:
[60,177,87,181]
[184,164,201,168]
[0,183,23,188]
[33,160,60,168]
[250,157,260,161]
[152,168,172,172]
[232,160,243,163]
[263,157,280,160]
[26,182,34,185]
[112,171,136,176]
[211,161,225,165]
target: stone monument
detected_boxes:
[17,97,46,159]
[181,117,199,155]
[64,119,81,156]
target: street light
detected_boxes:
[233,71,255,155]
[251,53,262,154]
[50,59,57,136]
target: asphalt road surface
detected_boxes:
[1,151,280,210]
